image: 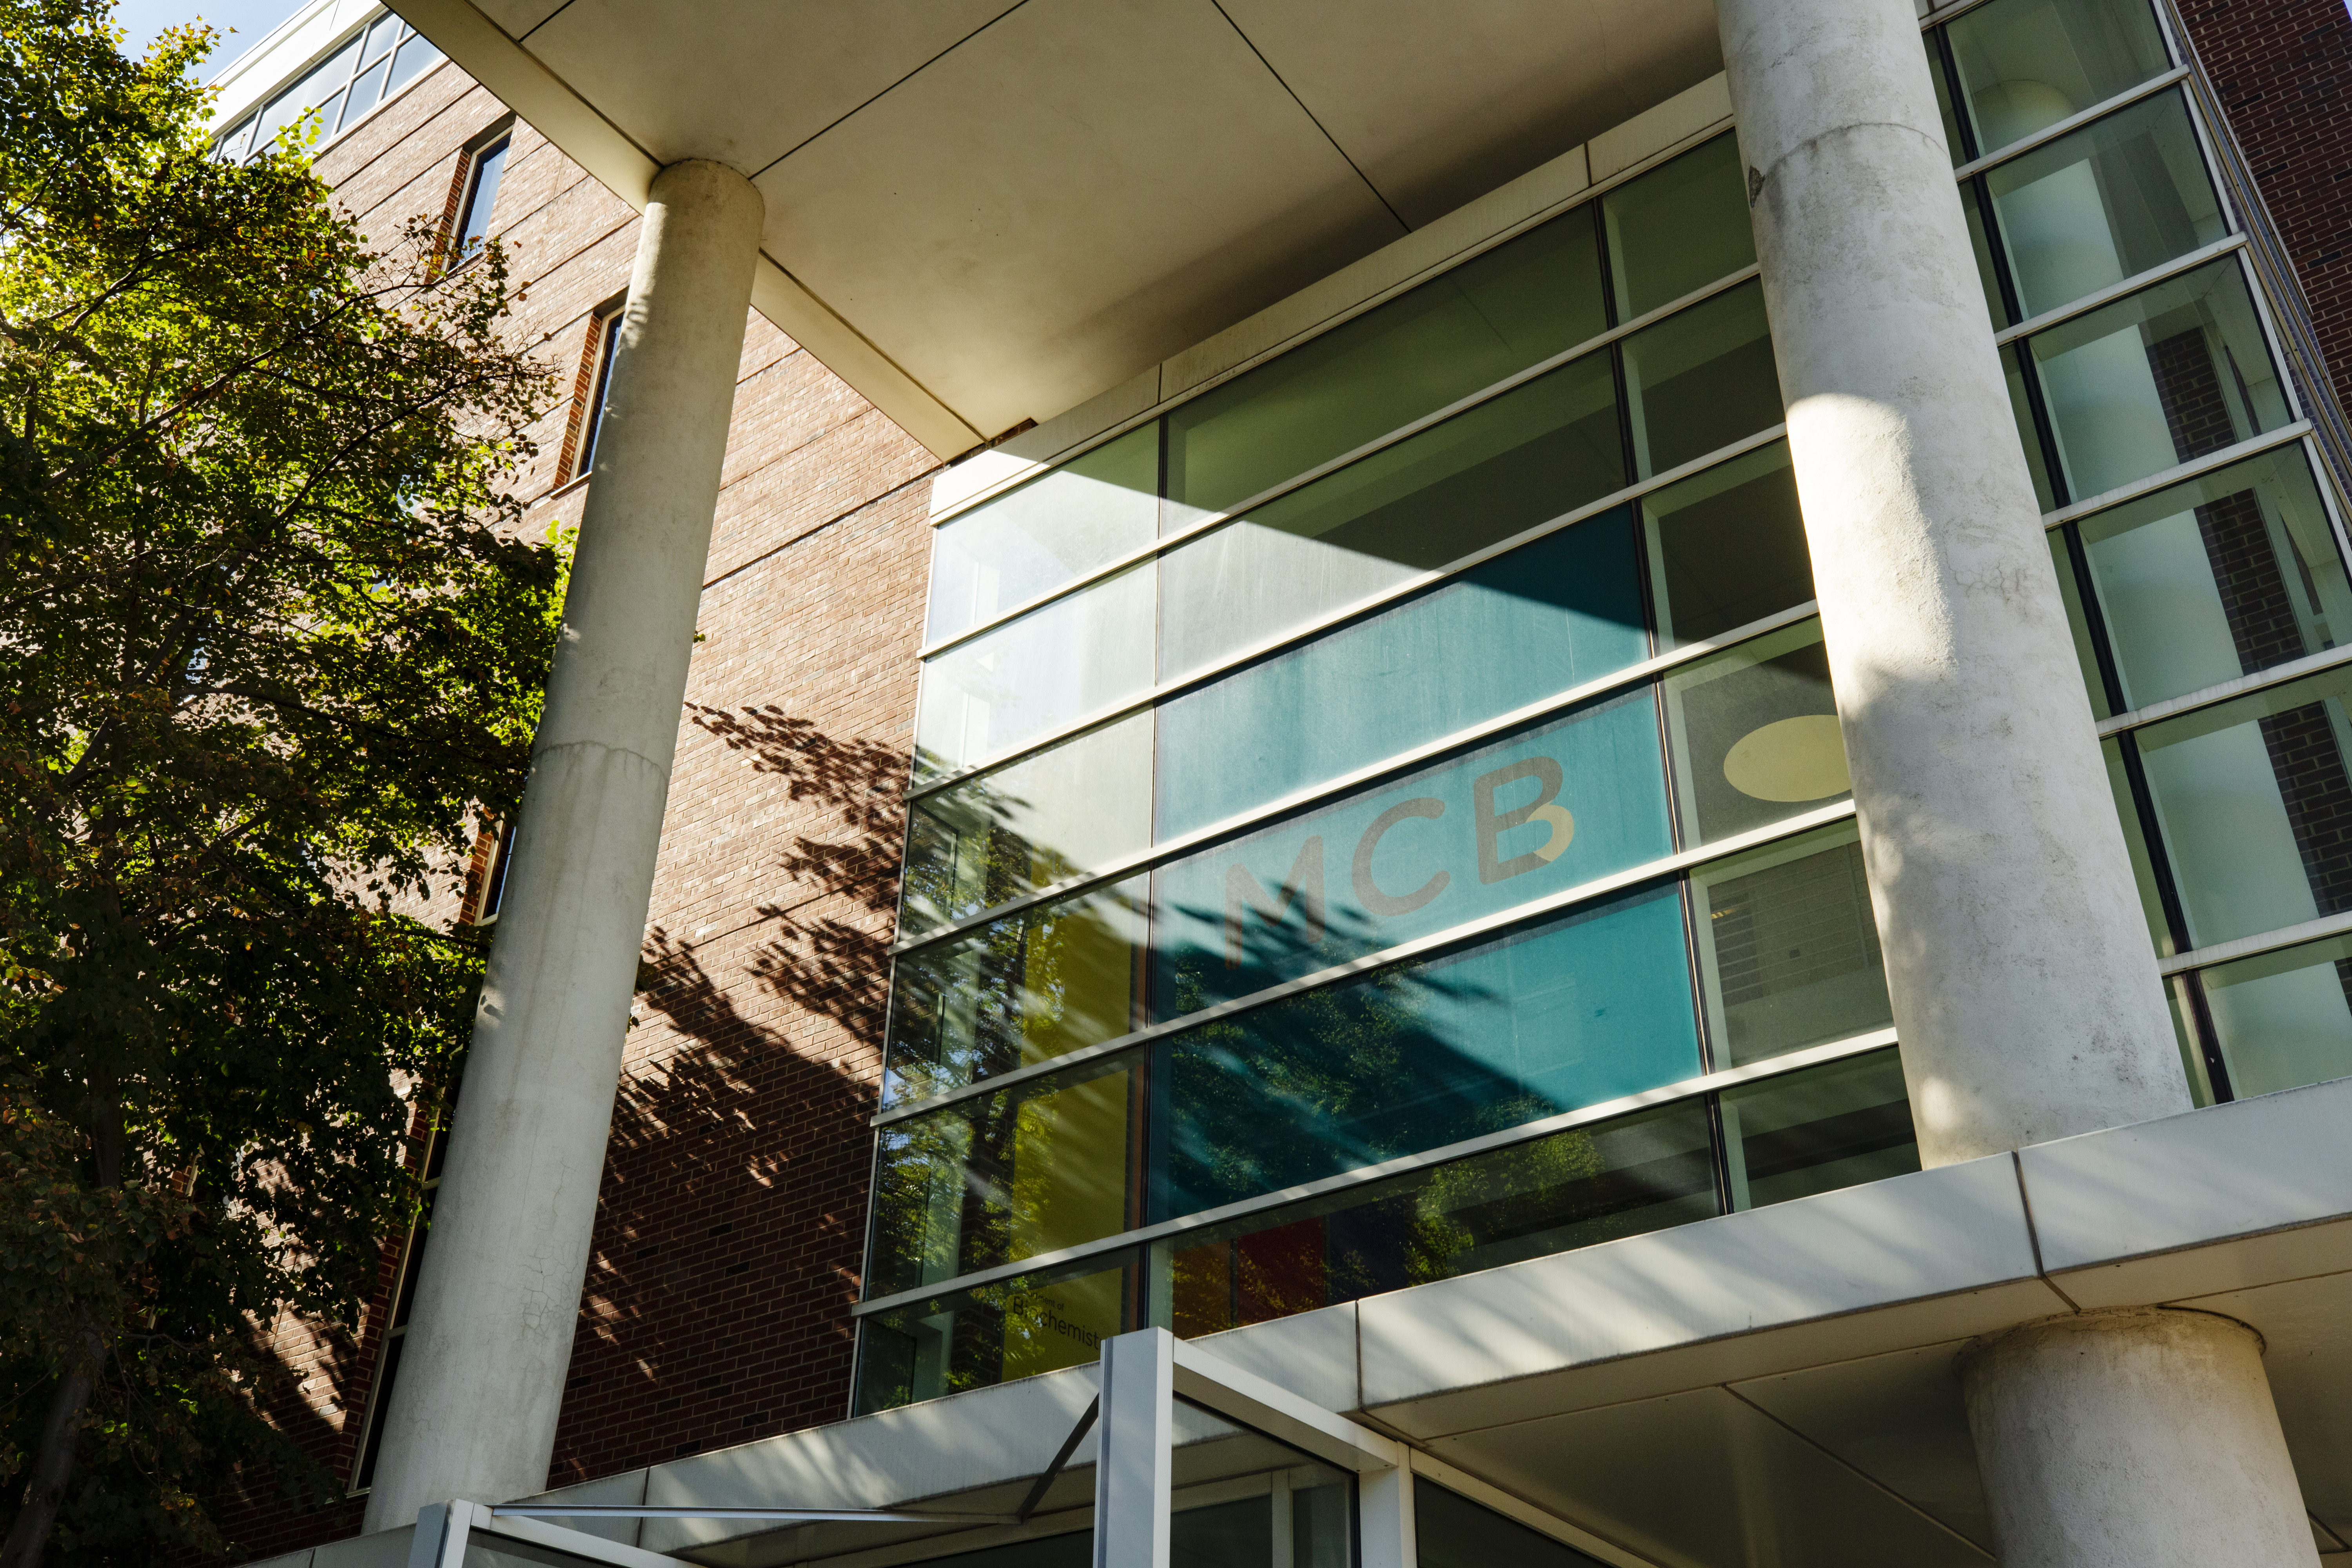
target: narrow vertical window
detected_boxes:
[570,307,623,483]
[450,132,510,267]
[350,1119,448,1492]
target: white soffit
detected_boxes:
[387,0,1724,460]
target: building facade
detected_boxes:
[207,0,2352,1565]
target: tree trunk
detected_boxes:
[0,1319,105,1568]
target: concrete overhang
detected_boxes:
[432,1075,2352,1566]
[383,0,1723,459]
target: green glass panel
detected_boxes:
[1662,619,1850,848]
[2169,975,2217,1106]
[2198,932,2352,1098]
[1151,1102,1714,1338]
[916,558,1153,777]
[867,1054,1134,1298]
[1621,278,1782,480]
[1720,1048,1920,1209]
[854,1256,1129,1414]
[1602,132,1755,322]
[1642,441,1815,649]
[1149,884,1700,1223]
[1690,824,1892,1068]
[1418,1481,1614,1568]
[2074,445,2351,711]
[1152,686,1671,1020]
[1962,182,2014,330]
[1986,89,2225,320]
[2027,258,2290,503]
[886,875,1147,1103]
[1164,205,1607,518]
[2048,528,2114,720]
[1155,510,1647,844]
[1158,350,1623,686]
[928,422,1160,644]
[902,710,1151,935]
[2132,662,2352,948]
[1944,0,2171,160]
[2100,737,2177,956]
[2003,343,2060,511]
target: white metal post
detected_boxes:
[1094,1329,1175,1568]
[1357,1462,1416,1568]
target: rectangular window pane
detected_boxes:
[1985,89,2226,320]
[2100,737,2178,956]
[1417,1479,1614,1568]
[1158,350,1624,688]
[2075,445,2352,711]
[2004,344,2060,511]
[1155,509,1647,844]
[928,422,1160,644]
[2132,663,2352,948]
[1690,824,1892,1068]
[868,1056,1134,1299]
[2027,258,2291,502]
[1642,441,1815,649]
[902,710,1152,935]
[855,1256,1128,1414]
[2198,932,2352,1098]
[456,138,509,261]
[1152,686,1672,1020]
[1962,183,2014,330]
[250,34,362,152]
[1663,619,1849,848]
[2049,530,2114,720]
[360,12,401,65]
[385,29,441,94]
[1720,1048,1920,1209]
[1151,1102,1715,1338]
[340,58,390,127]
[886,876,1146,1104]
[1945,0,2172,161]
[915,560,1153,776]
[1601,132,1755,322]
[1620,278,1782,481]
[1150,884,1701,1223]
[1164,205,1607,519]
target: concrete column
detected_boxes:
[1715,0,2190,1165]
[1962,1310,2317,1567]
[363,159,763,1528]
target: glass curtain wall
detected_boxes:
[1931,0,2352,1107]
[862,133,1917,1416]
[214,10,443,161]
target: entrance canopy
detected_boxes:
[389,0,1719,455]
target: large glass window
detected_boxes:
[2197,932,2352,1099]
[1641,441,1815,648]
[1601,131,1755,320]
[857,1254,1129,1415]
[1942,0,2172,161]
[1690,825,1891,1069]
[1619,279,1782,480]
[1719,1049,1920,1209]
[1661,619,1848,848]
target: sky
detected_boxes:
[112,0,302,76]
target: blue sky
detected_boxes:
[113,0,302,74]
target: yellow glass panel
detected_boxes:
[1011,1066,1131,1261]
[999,1265,1125,1381]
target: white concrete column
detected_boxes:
[364,159,763,1529]
[1961,1310,2317,1567]
[1715,0,2190,1165]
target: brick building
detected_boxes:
[202,0,2352,1565]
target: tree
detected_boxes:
[0,1,563,1560]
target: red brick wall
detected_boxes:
[214,45,941,1557]
[2178,0,2352,415]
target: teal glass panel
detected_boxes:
[2131,663,2352,948]
[1164,206,1607,519]
[1152,686,1671,1020]
[1720,1047,1920,1209]
[1620,279,1782,480]
[1690,824,1892,1068]
[1662,619,1849,848]
[2198,932,2352,1098]
[1418,1481,1614,1568]
[1944,0,2171,160]
[1641,441,1815,649]
[1155,510,1648,844]
[902,710,1152,936]
[1985,89,2225,320]
[1158,351,1624,687]
[2027,258,2291,502]
[928,422,1160,644]
[1149,884,1701,1222]
[915,559,1153,778]
[886,876,1147,1104]
[1601,132,1755,322]
[855,1255,1129,1415]
[1151,1101,1714,1338]
[2073,445,2351,712]
[868,1053,1134,1298]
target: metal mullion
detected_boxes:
[2113,729,2198,963]
[1991,234,2248,350]
[914,266,1766,666]
[892,597,1823,961]
[852,1025,1898,1319]
[1948,67,2192,183]
[877,799,1859,1128]
[2178,969,2237,1104]
[2060,521,2129,716]
[2157,906,2352,978]
[2096,639,2352,742]
[907,421,1791,806]
[2041,422,2313,532]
